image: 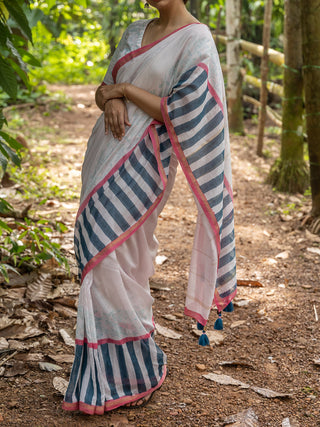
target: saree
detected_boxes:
[62,19,237,415]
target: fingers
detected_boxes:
[104,99,130,141]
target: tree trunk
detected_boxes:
[268,0,308,193]
[257,0,273,156]
[301,0,320,218]
[226,0,244,134]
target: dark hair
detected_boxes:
[183,0,188,3]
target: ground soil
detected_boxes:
[0,85,319,427]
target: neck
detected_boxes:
[156,2,189,27]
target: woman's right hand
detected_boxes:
[104,98,131,141]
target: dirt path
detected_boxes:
[0,85,319,426]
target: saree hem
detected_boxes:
[62,365,166,415]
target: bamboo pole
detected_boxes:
[243,95,282,127]
[220,64,284,97]
[212,34,284,67]
[257,0,273,157]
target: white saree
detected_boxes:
[63,19,237,414]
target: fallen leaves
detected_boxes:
[155,323,182,340]
[59,329,75,347]
[223,407,259,426]
[53,376,68,395]
[39,362,62,372]
[203,373,292,399]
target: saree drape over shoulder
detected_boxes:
[62,20,237,415]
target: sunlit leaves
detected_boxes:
[3,0,33,42]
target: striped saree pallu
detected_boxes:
[63,21,236,414]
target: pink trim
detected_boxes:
[62,365,167,414]
[213,287,237,312]
[184,307,208,327]
[75,325,155,347]
[160,96,221,256]
[80,124,167,284]
[198,62,224,113]
[224,175,233,202]
[81,191,163,282]
[77,123,152,220]
[112,23,201,83]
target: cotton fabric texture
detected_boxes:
[62,19,237,414]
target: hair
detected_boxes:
[183,0,188,3]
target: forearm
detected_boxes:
[124,84,163,123]
[95,84,106,111]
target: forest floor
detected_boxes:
[0,85,319,427]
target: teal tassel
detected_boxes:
[197,322,204,330]
[214,312,223,330]
[198,331,210,346]
[223,301,234,313]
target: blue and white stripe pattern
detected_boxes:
[74,129,172,277]
[164,63,237,306]
[63,336,166,413]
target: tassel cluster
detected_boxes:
[197,322,210,346]
[196,301,235,346]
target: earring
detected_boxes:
[144,2,149,8]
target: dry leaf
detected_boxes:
[203,373,249,388]
[237,280,263,287]
[275,251,289,260]
[223,407,259,426]
[233,299,250,307]
[250,386,291,399]
[53,376,68,395]
[4,362,28,377]
[149,280,171,291]
[155,255,168,265]
[0,325,43,340]
[53,297,77,308]
[26,273,52,301]
[307,247,320,256]
[162,314,177,321]
[155,323,182,339]
[313,359,320,366]
[53,303,77,318]
[282,417,300,427]
[39,362,62,372]
[0,316,18,331]
[15,353,44,362]
[48,354,74,364]
[59,329,75,347]
[0,337,9,351]
[5,288,26,300]
[231,320,246,329]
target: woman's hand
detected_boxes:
[104,98,131,140]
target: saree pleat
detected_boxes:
[63,20,237,413]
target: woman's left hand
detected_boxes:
[99,83,129,103]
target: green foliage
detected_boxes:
[0,218,69,281]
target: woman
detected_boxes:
[62,0,237,414]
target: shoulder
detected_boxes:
[124,19,150,36]
[184,23,214,44]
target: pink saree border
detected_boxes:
[160,96,221,256]
[62,365,167,414]
[198,62,224,113]
[213,287,237,313]
[184,308,208,327]
[112,23,201,83]
[76,321,156,347]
